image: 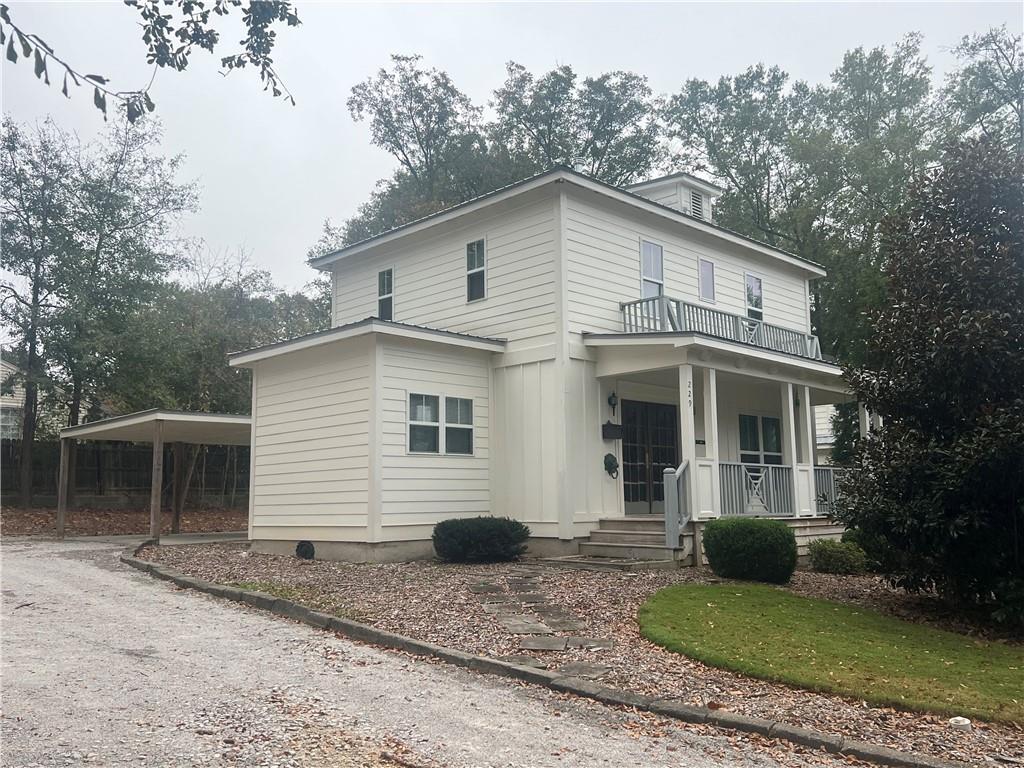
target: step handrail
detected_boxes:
[662,460,690,549]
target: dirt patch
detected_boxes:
[0,506,246,536]
[140,543,1024,766]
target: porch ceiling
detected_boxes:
[583,334,850,399]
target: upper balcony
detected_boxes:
[620,295,822,361]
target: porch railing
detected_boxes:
[720,462,795,517]
[662,460,690,548]
[620,295,822,360]
[814,466,848,517]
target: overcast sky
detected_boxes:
[3,1,1021,290]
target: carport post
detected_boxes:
[149,420,164,542]
[56,437,71,539]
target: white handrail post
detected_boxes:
[664,466,679,548]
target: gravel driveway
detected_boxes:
[2,538,853,768]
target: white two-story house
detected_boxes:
[229,168,854,563]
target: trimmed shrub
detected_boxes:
[432,516,530,563]
[702,518,797,584]
[808,539,867,575]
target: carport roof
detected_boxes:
[60,409,251,445]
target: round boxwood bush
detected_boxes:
[808,538,868,574]
[702,518,797,584]
[432,516,530,563]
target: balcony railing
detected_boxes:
[620,295,822,360]
[814,466,848,516]
[720,462,795,517]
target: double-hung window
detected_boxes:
[745,273,763,321]
[408,394,440,453]
[408,393,474,455]
[739,414,783,465]
[445,397,473,455]
[466,239,486,302]
[378,268,394,321]
[698,258,716,303]
[640,240,663,298]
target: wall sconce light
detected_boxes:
[607,391,618,416]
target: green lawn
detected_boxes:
[638,584,1024,723]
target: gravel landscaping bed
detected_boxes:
[0,505,247,536]
[141,542,1024,766]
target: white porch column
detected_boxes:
[678,364,699,520]
[701,367,721,518]
[858,402,870,437]
[780,382,800,516]
[798,385,817,516]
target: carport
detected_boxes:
[57,409,252,542]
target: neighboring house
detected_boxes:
[814,405,835,465]
[1,358,26,439]
[230,167,855,562]
[0,357,97,440]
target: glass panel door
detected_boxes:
[622,401,679,515]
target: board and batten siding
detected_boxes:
[331,188,558,350]
[563,187,811,336]
[378,338,491,539]
[249,337,372,542]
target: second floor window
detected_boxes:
[641,240,663,298]
[698,258,715,302]
[467,239,486,301]
[378,268,394,321]
[745,273,763,321]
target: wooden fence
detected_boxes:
[0,439,249,508]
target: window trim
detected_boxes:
[466,237,487,303]
[377,267,394,321]
[744,271,764,322]
[639,237,665,299]
[407,390,475,456]
[698,257,716,304]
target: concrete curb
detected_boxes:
[121,544,970,768]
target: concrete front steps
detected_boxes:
[541,516,689,571]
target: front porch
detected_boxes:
[581,329,855,556]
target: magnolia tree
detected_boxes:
[838,138,1024,627]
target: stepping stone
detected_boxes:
[544,618,587,632]
[533,605,572,618]
[516,593,548,604]
[478,593,516,604]
[468,583,504,594]
[481,603,523,616]
[566,636,615,650]
[498,654,548,669]
[556,661,610,679]
[520,636,567,651]
[507,579,540,592]
[497,615,553,634]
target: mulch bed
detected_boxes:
[139,543,1024,766]
[0,506,247,536]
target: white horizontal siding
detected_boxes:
[250,337,371,536]
[379,339,491,534]
[332,189,558,349]
[564,188,811,336]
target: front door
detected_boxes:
[622,400,679,515]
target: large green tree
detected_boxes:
[1,116,195,504]
[839,138,1024,628]
[324,56,665,252]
